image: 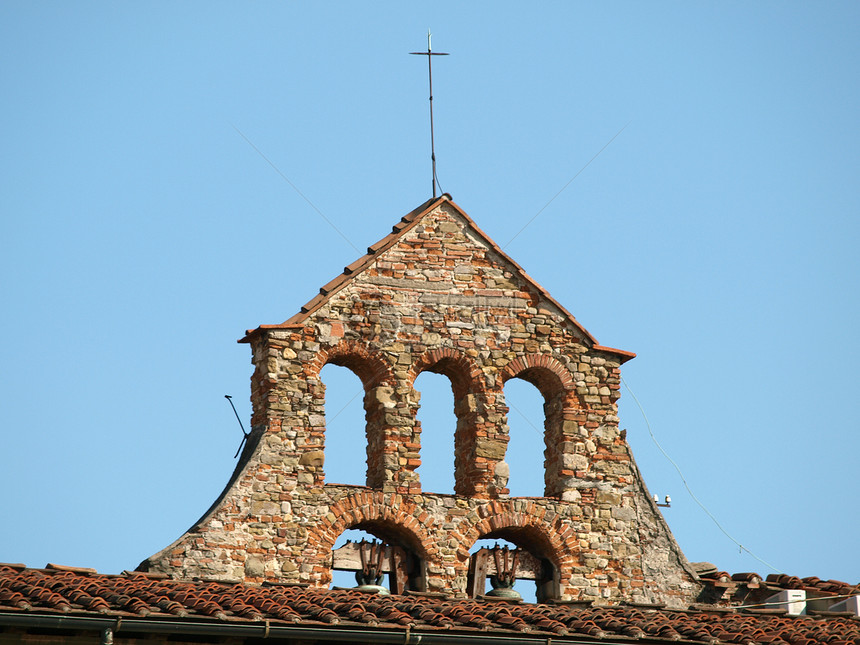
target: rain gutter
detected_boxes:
[0,612,618,645]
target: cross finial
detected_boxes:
[410,31,449,198]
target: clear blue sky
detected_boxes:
[2,2,858,589]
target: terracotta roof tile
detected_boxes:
[1,567,858,644]
[768,574,805,589]
[700,568,860,599]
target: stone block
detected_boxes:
[244,556,265,578]
[474,439,506,460]
[596,491,622,506]
[373,386,396,408]
[562,453,589,471]
[299,450,325,467]
[611,506,636,521]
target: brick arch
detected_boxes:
[305,491,441,585]
[311,339,395,390]
[458,501,580,572]
[500,353,576,402]
[408,347,486,399]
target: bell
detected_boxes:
[354,584,391,595]
[354,564,389,595]
[485,586,522,599]
[486,572,521,600]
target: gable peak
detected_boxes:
[241,196,633,362]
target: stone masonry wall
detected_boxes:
[141,198,700,607]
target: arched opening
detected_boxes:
[410,349,485,496]
[320,363,369,486]
[501,378,548,496]
[500,356,577,498]
[330,528,378,590]
[467,531,559,603]
[330,525,426,593]
[413,370,457,494]
[311,342,397,489]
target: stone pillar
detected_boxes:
[546,405,591,500]
[249,332,326,485]
[540,390,566,497]
[455,388,510,498]
[365,383,420,493]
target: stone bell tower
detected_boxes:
[140,195,701,606]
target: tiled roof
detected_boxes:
[699,569,860,598]
[238,195,635,362]
[764,575,860,598]
[1,565,858,644]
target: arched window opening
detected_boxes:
[320,363,368,486]
[413,371,457,494]
[330,527,425,593]
[467,536,558,603]
[502,378,548,496]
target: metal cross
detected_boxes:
[410,30,449,198]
